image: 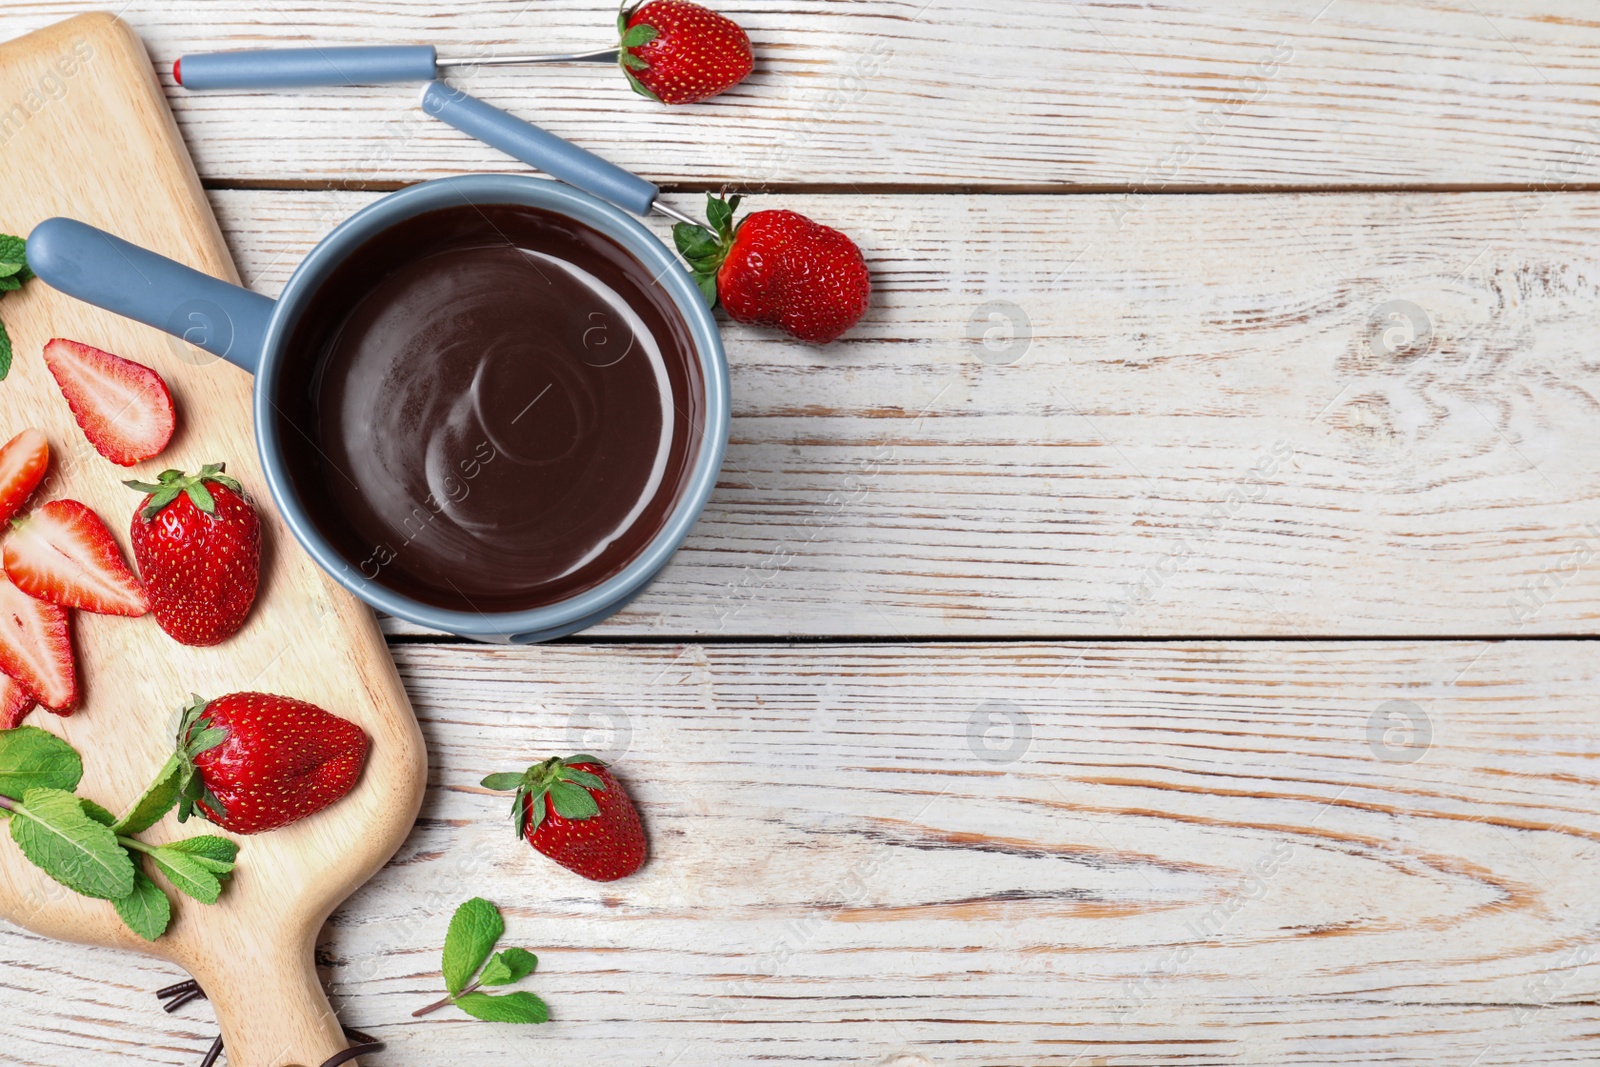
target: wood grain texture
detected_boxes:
[198,185,1600,639]
[0,17,425,1067]
[8,1,1600,190]
[6,639,1600,1065]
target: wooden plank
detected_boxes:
[5,638,1600,1065]
[202,186,1600,638]
[8,1,1600,189]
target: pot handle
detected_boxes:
[26,218,274,374]
[420,81,662,217]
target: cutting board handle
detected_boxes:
[189,932,354,1067]
[27,216,274,371]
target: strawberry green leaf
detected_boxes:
[478,947,538,987]
[623,69,661,101]
[480,772,524,792]
[547,781,599,820]
[695,274,719,308]
[0,727,83,800]
[113,869,173,941]
[455,991,549,1024]
[706,194,740,235]
[185,479,215,514]
[561,768,606,791]
[522,792,546,835]
[9,788,136,900]
[113,754,184,835]
[674,224,719,260]
[620,24,658,49]
[443,897,504,996]
[620,52,650,71]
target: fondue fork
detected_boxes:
[173,45,619,91]
[418,81,702,228]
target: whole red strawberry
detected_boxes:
[675,194,871,344]
[125,463,260,646]
[483,756,645,882]
[619,0,753,105]
[173,692,370,835]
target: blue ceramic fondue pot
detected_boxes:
[27,89,728,642]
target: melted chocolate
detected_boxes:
[276,204,703,613]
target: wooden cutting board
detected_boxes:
[0,14,426,1067]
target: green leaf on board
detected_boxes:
[9,787,135,900]
[0,727,83,799]
[113,869,173,941]
[146,845,223,904]
[160,834,238,873]
[80,798,116,826]
[112,754,183,835]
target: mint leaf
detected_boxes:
[0,276,19,292]
[113,870,172,941]
[455,991,549,1024]
[9,788,135,900]
[161,834,237,873]
[478,947,538,987]
[0,236,31,286]
[443,897,503,996]
[112,754,183,834]
[547,781,598,820]
[0,262,21,278]
[80,798,116,826]
[147,845,223,904]
[0,320,11,382]
[0,727,83,799]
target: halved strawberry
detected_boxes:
[0,671,34,730]
[0,570,75,712]
[43,339,175,467]
[0,430,49,525]
[4,499,148,617]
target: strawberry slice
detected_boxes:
[0,430,49,525]
[0,671,34,730]
[4,499,149,617]
[0,570,75,712]
[43,338,176,467]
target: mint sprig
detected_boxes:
[0,233,33,381]
[413,897,548,1024]
[0,726,239,941]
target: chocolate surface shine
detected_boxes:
[278,204,702,613]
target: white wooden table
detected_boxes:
[5,2,1600,1064]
